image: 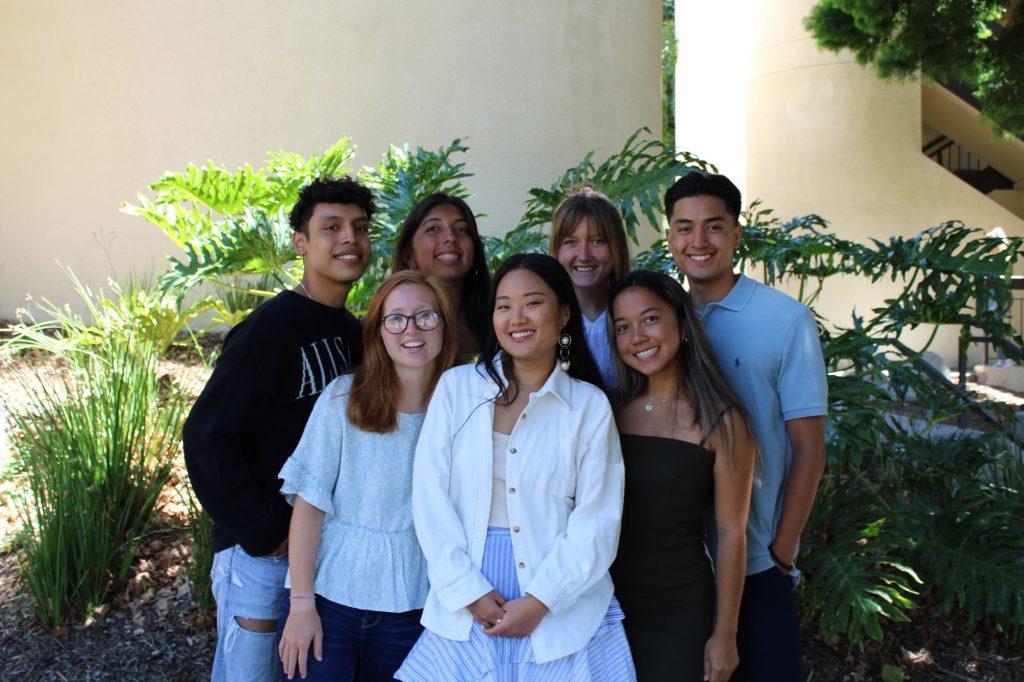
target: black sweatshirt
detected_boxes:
[183,290,362,555]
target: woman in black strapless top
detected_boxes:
[607,272,756,682]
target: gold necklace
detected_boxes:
[298,281,313,300]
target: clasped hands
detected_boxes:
[468,589,548,638]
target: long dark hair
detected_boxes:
[392,193,491,352]
[479,253,605,404]
[609,270,757,469]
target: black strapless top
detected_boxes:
[611,434,715,588]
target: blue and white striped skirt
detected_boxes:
[396,527,636,682]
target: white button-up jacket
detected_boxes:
[412,361,625,664]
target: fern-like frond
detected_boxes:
[800,481,920,645]
[158,210,295,301]
[515,127,716,243]
[148,162,279,215]
[361,140,472,229]
[903,436,1024,643]
[265,137,356,205]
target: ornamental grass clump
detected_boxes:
[177,482,214,613]
[11,340,187,629]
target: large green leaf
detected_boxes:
[515,127,716,243]
[158,210,296,301]
[800,481,920,644]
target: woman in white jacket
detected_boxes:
[397,253,635,681]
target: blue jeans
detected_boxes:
[277,595,423,681]
[211,545,289,682]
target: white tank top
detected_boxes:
[489,430,510,528]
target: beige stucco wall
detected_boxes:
[678,0,1024,364]
[0,0,662,320]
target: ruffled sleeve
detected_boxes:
[278,375,350,515]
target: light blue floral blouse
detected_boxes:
[278,374,428,612]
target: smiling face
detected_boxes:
[493,268,570,366]
[556,218,615,295]
[379,282,445,373]
[407,203,475,284]
[293,202,371,287]
[667,195,740,290]
[612,285,683,381]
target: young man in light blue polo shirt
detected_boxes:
[664,172,827,681]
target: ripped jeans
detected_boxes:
[211,545,288,682]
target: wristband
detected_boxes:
[768,544,794,573]
[289,594,315,600]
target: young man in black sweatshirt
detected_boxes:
[183,177,373,682]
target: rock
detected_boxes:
[976,363,1024,392]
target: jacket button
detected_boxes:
[520,413,527,420]
[509,447,517,454]
[518,562,526,569]
[509,487,516,494]
[513,526,520,532]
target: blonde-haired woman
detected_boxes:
[550,186,631,390]
[277,271,458,681]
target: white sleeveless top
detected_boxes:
[489,431,510,527]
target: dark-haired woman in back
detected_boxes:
[609,270,756,682]
[397,254,635,681]
[276,271,458,681]
[393,193,491,361]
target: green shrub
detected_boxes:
[11,339,188,628]
[177,482,214,613]
[130,129,708,317]
[4,267,202,359]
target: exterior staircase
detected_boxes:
[921,82,1024,221]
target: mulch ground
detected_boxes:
[1,339,1023,680]
[802,611,1024,681]
[0,525,216,681]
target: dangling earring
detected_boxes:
[558,332,572,371]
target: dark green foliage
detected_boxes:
[10,340,188,628]
[178,483,214,613]
[805,0,1024,137]
[662,0,676,147]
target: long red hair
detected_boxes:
[347,271,458,433]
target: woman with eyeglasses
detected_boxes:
[276,271,459,681]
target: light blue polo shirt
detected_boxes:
[697,274,828,577]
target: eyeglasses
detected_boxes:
[381,310,442,334]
